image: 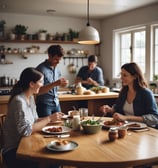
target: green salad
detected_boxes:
[81,119,100,126]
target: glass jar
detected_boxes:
[118,126,127,138]
[76,82,84,95]
[108,128,118,141]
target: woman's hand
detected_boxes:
[100,105,112,114]
[113,113,127,121]
[49,112,63,123]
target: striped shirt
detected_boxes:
[3,93,38,153]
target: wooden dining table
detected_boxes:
[16,117,158,168]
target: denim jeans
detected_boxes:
[36,103,61,117]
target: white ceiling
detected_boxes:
[0,0,158,19]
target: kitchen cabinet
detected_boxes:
[59,92,118,115]
[0,96,8,115]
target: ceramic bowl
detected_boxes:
[81,120,102,134]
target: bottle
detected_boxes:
[72,115,80,131]
[76,82,84,95]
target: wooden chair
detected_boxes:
[0,113,6,168]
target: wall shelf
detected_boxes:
[0,39,79,44]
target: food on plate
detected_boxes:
[83,90,95,95]
[52,139,71,150]
[90,86,110,94]
[45,126,62,132]
[104,118,124,126]
[55,139,69,146]
[127,123,140,128]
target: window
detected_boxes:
[153,25,158,76]
[113,27,146,78]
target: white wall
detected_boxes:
[0,13,101,84]
[100,3,158,86]
[2,3,158,86]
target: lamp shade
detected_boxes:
[78,25,100,45]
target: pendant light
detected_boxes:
[78,0,100,45]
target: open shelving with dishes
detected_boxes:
[0,39,79,44]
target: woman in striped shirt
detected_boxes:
[2,67,63,168]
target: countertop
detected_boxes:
[0,92,119,103]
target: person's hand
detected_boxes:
[87,77,98,86]
[113,113,126,121]
[100,105,112,114]
[55,78,69,87]
[49,112,63,123]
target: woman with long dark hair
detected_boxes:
[100,62,158,127]
[2,67,63,168]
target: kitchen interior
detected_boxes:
[1,1,158,168]
[1,0,158,114]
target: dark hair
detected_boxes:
[47,45,64,57]
[88,55,98,63]
[121,62,148,91]
[9,67,43,104]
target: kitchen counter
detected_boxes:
[0,92,119,116]
[58,92,118,115]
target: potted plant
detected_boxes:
[0,20,6,39]
[13,24,28,40]
[69,28,79,41]
[38,29,47,40]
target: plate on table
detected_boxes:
[102,120,126,129]
[125,122,147,130]
[46,140,78,152]
[42,125,72,135]
[51,120,63,124]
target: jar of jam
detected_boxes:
[108,128,118,142]
[118,126,127,138]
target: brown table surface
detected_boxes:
[16,117,158,168]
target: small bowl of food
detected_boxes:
[51,139,71,150]
[81,119,102,134]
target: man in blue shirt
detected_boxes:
[36,45,68,117]
[76,55,105,89]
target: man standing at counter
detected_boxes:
[36,45,68,117]
[75,55,105,89]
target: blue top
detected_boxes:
[113,87,158,127]
[77,65,104,89]
[36,59,61,106]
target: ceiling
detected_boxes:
[0,0,158,20]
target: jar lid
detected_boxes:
[109,128,118,132]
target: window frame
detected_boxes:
[113,26,148,80]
